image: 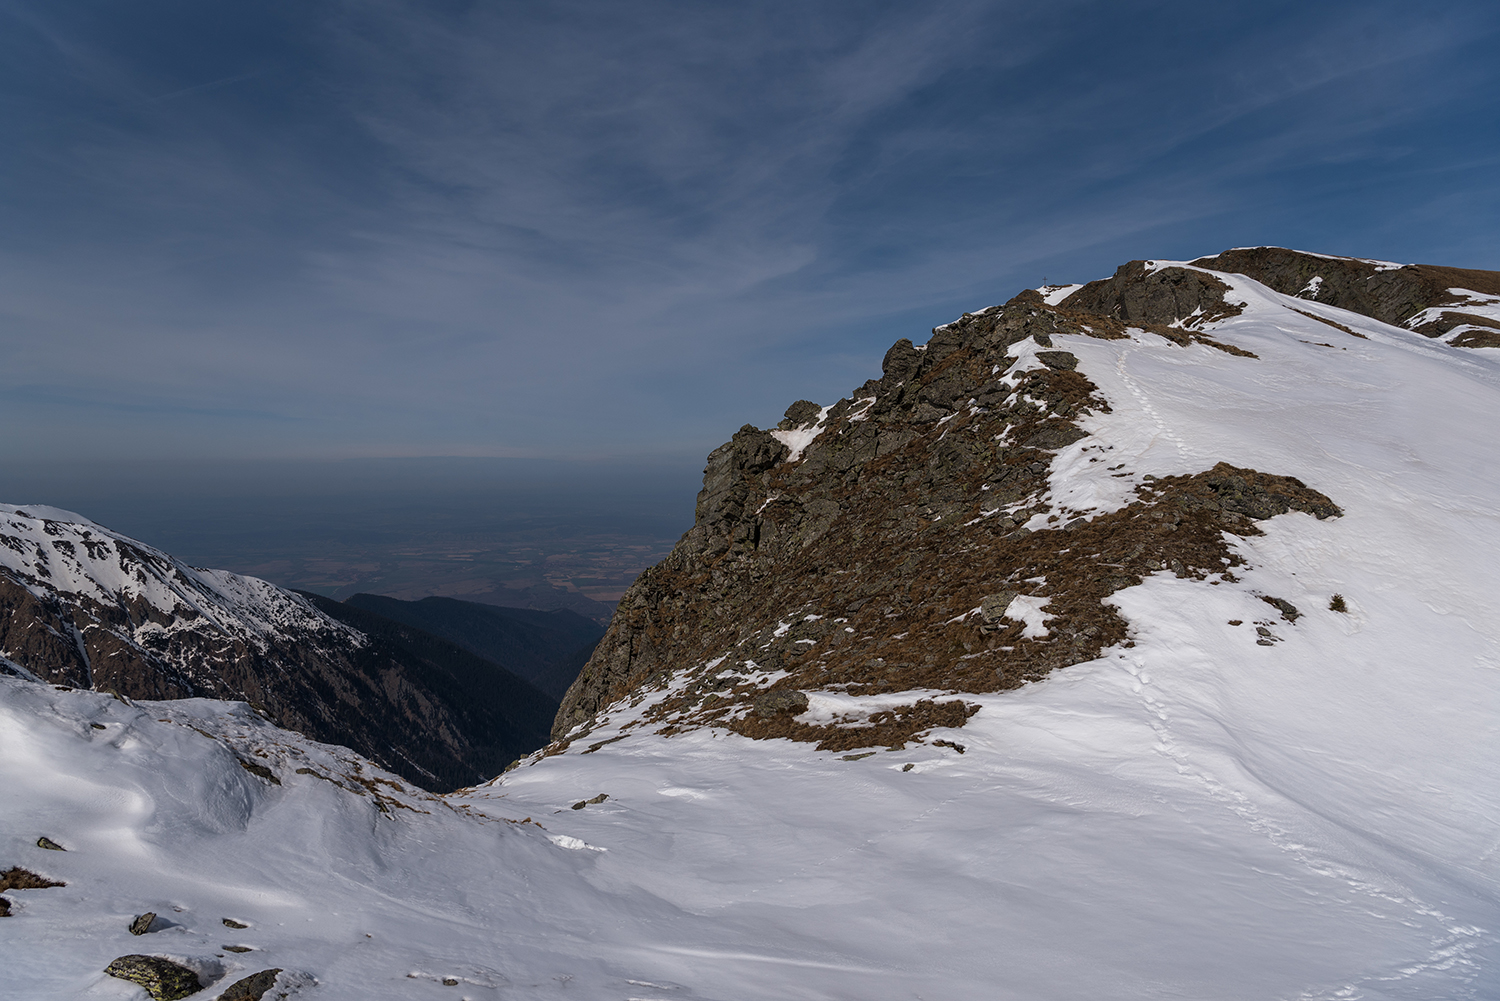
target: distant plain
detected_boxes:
[0,456,701,618]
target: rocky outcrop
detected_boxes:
[1188,247,1500,344]
[553,275,1340,749]
[1060,260,1244,328]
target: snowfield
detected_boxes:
[3,263,1499,1000]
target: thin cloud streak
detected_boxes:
[143,68,271,104]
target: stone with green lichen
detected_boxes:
[103,955,202,1000]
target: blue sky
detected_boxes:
[4,0,1498,464]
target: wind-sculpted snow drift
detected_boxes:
[3,248,1500,1000]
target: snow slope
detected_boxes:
[3,263,1499,1000]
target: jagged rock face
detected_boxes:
[1060,260,1244,328]
[553,279,1339,745]
[1189,247,1500,346]
[0,508,552,791]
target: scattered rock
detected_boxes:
[223,945,254,953]
[1036,350,1078,370]
[0,866,64,891]
[130,912,157,935]
[103,955,203,1001]
[238,760,281,785]
[36,836,65,851]
[1329,593,1347,613]
[218,969,284,1001]
[442,978,460,986]
[736,698,980,753]
[932,739,967,754]
[901,763,915,772]
[222,917,250,929]
[0,896,11,916]
[840,752,876,761]
[1260,596,1301,621]
[569,793,609,810]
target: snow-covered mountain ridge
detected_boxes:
[3,247,1499,999]
[1190,246,1500,346]
[0,505,556,791]
[0,504,360,690]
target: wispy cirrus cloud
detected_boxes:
[0,0,1496,462]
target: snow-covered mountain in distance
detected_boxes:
[0,505,556,791]
[3,247,1499,1000]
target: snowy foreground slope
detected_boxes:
[4,256,1500,999]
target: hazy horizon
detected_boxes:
[0,456,703,611]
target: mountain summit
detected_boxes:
[551,247,1495,750]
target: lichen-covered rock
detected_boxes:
[1035,350,1078,370]
[35,836,65,851]
[752,690,809,718]
[129,912,157,935]
[103,955,202,1000]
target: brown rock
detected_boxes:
[218,968,284,1001]
[0,867,64,891]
